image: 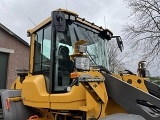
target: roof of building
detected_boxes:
[0,23,29,46]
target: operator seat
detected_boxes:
[58,45,74,86]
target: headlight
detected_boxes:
[75,57,90,70]
[78,45,87,53]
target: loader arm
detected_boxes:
[144,80,160,99]
[103,73,160,120]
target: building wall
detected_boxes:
[0,27,30,88]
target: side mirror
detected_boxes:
[111,36,124,52]
[51,10,66,32]
[116,36,123,52]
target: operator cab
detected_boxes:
[27,9,122,93]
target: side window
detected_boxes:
[42,26,51,69]
[34,30,43,72]
[33,25,51,73]
[56,32,74,55]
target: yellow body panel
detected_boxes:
[19,71,111,119]
[121,74,148,93]
[22,75,50,108]
[85,84,108,119]
[50,84,86,110]
[112,73,148,93]
[11,77,22,89]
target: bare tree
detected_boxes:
[123,0,160,67]
[107,40,125,73]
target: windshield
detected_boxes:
[68,21,108,67]
[33,20,109,73]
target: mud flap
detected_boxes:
[103,73,160,120]
[0,89,37,120]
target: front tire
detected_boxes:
[99,113,146,120]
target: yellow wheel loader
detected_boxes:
[0,9,160,120]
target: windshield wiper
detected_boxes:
[73,26,97,65]
[73,28,79,42]
[86,50,97,65]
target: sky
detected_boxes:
[0,0,159,76]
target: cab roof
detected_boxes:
[27,8,113,36]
